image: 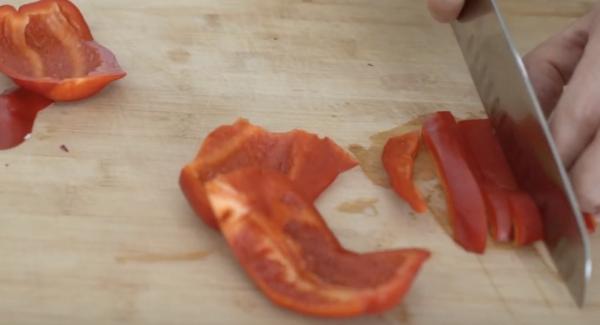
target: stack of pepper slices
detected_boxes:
[181,114,597,317]
[0,0,126,149]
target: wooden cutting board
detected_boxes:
[0,0,598,324]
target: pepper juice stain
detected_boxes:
[0,88,53,150]
[348,115,429,187]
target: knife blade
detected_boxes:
[450,0,592,306]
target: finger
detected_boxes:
[549,13,600,167]
[569,130,600,215]
[523,12,594,116]
[427,0,464,23]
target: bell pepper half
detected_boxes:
[422,112,487,253]
[180,119,358,229]
[382,131,428,213]
[0,0,126,101]
[205,167,430,317]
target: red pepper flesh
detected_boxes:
[0,0,126,101]
[584,213,597,234]
[180,119,358,229]
[205,167,430,317]
[507,191,544,246]
[457,119,518,242]
[422,112,487,253]
[458,118,548,245]
[457,119,519,189]
[481,185,513,242]
[382,131,428,213]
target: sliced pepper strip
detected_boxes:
[458,119,518,242]
[507,191,544,246]
[0,0,125,101]
[206,167,430,317]
[382,131,428,213]
[180,119,358,229]
[481,185,513,242]
[457,119,518,189]
[422,112,487,253]
[458,119,547,244]
[584,213,597,234]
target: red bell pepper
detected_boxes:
[382,131,428,213]
[180,119,357,229]
[507,191,544,246]
[481,185,513,242]
[205,167,430,317]
[457,119,518,242]
[457,119,519,189]
[458,118,548,245]
[0,0,125,101]
[422,112,487,253]
[584,213,597,234]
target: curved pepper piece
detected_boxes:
[507,191,544,246]
[422,112,487,253]
[205,167,430,317]
[180,119,358,229]
[458,119,518,242]
[0,0,126,101]
[482,185,513,242]
[0,88,53,149]
[458,118,548,245]
[457,119,518,190]
[382,131,428,213]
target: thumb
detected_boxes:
[426,0,464,23]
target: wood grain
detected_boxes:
[0,0,599,324]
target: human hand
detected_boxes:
[426,0,464,23]
[427,0,600,218]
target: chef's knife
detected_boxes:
[450,0,592,306]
